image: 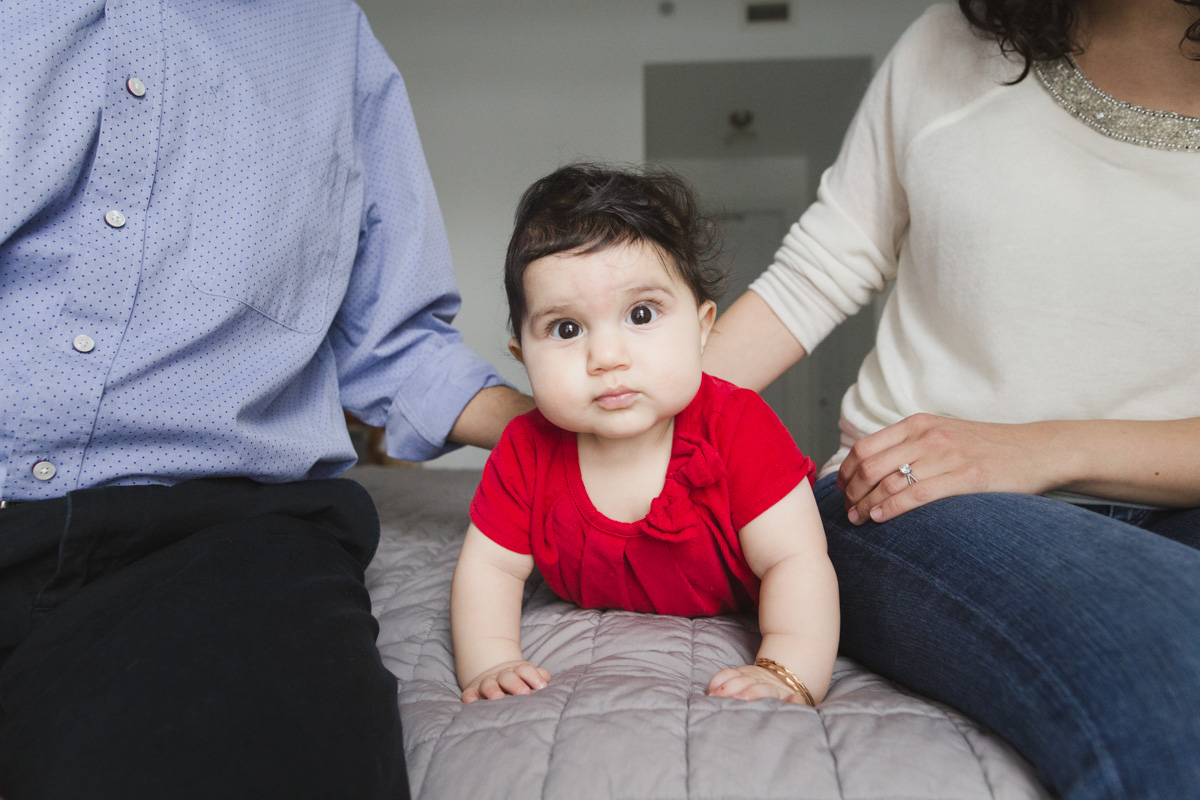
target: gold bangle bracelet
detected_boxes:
[754,658,816,707]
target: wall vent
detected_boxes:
[745,2,790,24]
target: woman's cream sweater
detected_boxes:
[751,4,1200,478]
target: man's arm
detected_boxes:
[448,386,536,450]
[333,14,524,462]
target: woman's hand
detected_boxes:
[461,660,551,703]
[838,414,1061,525]
[707,664,811,703]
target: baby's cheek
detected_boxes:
[531,389,581,432]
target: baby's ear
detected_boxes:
[508,337,524,364]
[698,300,717,350]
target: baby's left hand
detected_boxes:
[707,664,808,703]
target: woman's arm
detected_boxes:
[839,415,1200,526]
[702,292,807,392]
[450,523,550,702]
[707,481,840,704]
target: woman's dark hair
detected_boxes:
[504,163,725,341]
[958,0,1200,82]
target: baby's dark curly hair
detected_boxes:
[504,163,725,342]
[959,0,1200,82]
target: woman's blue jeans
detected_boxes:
[815,474,1200,800]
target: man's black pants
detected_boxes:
[0,477,409,799]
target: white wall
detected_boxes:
[356,0,941,466]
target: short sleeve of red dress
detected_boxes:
[469,413,538,555]
[712,381,816,531]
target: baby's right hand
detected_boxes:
[462,660,551,703]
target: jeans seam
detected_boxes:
[839,525,1128,798]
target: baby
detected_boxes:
[451,164,839,705]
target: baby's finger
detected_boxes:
[742,677,774,698]
[462,687,482,704]
[480,677,506,700]
[706,668,741,693]
[514,663,549,690]
[497,669,533,695]
[710,674,757,698]
[740,677,789,701]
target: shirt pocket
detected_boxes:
[188,82,352,335]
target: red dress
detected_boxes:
[469,374,816,617]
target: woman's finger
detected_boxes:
[839,415,934,497]
[848,458,934,524]
[864,471,956,524]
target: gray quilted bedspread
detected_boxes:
[353,466,1051,800]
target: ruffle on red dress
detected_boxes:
[640,433,727,541]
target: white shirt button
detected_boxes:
[32,461,57,481]
[73,334,96,353]
[105,209,126,228]
[127,77,147,97]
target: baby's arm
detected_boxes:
[450,523,550,702]
[707,480,840,704]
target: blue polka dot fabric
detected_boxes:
[0,0,503,500]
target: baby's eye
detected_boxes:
[550,320,582,340]
[627,305,659,326]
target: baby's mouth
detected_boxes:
[594,387,639,410]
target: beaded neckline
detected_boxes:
[1034,56,1200,152]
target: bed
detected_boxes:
[354,465,1052,800]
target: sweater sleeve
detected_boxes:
[748,40,911,354]
[749,4,1020,356]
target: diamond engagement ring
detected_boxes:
[899,464,917,485]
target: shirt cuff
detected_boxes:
[384,342,508,461]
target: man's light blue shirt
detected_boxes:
[0,0,504,501]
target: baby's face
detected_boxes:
[511,241,715,444]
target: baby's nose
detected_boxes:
[587,329,631,372]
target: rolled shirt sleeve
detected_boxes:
[330,12,505,461]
